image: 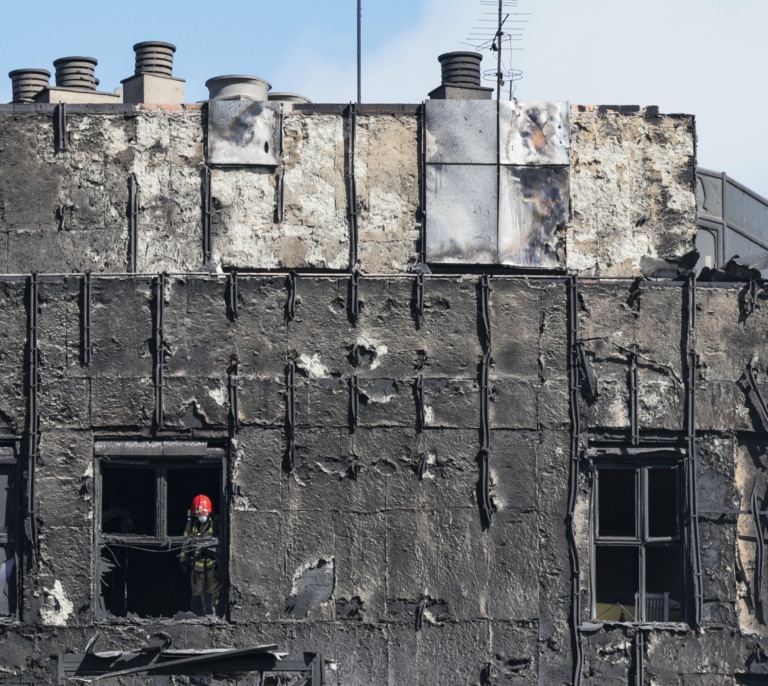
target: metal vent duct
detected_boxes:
[268,92,312,104]
[438,52,482,87]
[8,68,50,102]
[53,57,98,90]
[133,41,176,77]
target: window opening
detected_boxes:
[96,444,225,620]
[0,459,18,616]
[593,458,684,623]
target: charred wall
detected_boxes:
[0,273,763,684]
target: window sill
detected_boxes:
[581,620,691,633]
[95,614,227,626]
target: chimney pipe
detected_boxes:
[53,57,98,90]
[438,52,483,87]
[133,41,176,77]
[8,69,51,103]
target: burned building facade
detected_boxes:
[0,45,765,686]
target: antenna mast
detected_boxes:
[462,0,529,100]
[357,0,362,104]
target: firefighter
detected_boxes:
[179,494,222,616]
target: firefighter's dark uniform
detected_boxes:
[180,514,222,616]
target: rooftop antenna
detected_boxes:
[462,0,529,100]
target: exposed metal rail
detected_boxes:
[478,274,493,529]
[152,273,165,429]
[228,358,239,433]
[226,270,239,321]
[128,175,139,273]
[345,103,358,268]
[285,361,296,472]
[685,272,703,629]
[202,165,212,265]
[54,103,67,153]
[566,274,584,686]
[24,273,39,568]
[81,271,91,366]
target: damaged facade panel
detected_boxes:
[355,114,421,273]
[424,99,569,267]
[568,108,697,276]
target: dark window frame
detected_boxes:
[0,445,20,619]
[94,441,228,621]
[590,452,686,624]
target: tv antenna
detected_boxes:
[462,0,529,100]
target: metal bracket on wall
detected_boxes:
[629,351,640,445]
[81,271,91,366]
[418,102,427,263]
[577,342,599,403]
[54,103,67,153]
[228,358,239,433]
[345,103,359,267]
[152,274,165,430]
[414,272,425,327]
[127,175,139,273]
[348,271,360,325]
[226,270,239,321]
[285,361,296,472]
[566,274,584,686]
[417,452,428,480]
[349,373,360,433]
[633,630,645,686]
[202,165,212,266]
[275,168,285,223]
[414,598,426,631]
[286,270,297,322]
[24,273,40,565]
[414,373,425,433]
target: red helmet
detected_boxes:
[191,494,212,515]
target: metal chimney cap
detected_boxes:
[8,68,51,79]
[53,56,98,67]
[437,51,483,63]
[133,40,177,53]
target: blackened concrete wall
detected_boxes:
[0,272,765,684]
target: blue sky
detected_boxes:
[2,0,766,195]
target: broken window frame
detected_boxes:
[590,452,686,624]
[93,441,228,621]
[0,444,19,619]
